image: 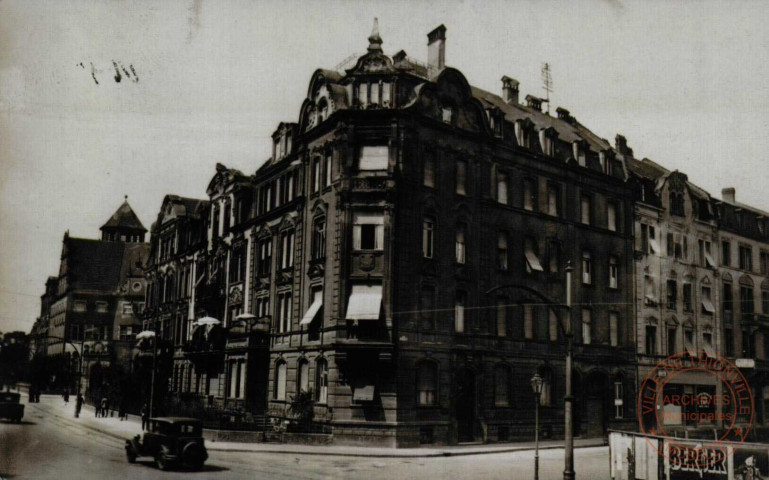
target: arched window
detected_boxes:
[455,224,467,264]
[417,361,438,406]
[613,375,625,419]
[297,359,310,394]
[274,361,287,400]
[497,232,508,270]
[318,99,328,122]
[762,279,769,314]
[315,358,328,404]
[423,216,435,259]
[312,217,326,261]
[494,364,512,407]
[497,173,508,205]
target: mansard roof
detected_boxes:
[154,195,209,231]
[206,163,253,197]
[61,238,126,291]
[100,199,146,233]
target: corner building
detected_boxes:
[715,187,769,428]
[225,23,638,446]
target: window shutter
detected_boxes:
[353,225,361,250]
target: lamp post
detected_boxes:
[135,329,157,419]
[485,259,575,480]
[564,262,575,480]
[531,372,544,480]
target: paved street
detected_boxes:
[0,395,611,479]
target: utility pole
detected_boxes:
[541,62,553,115]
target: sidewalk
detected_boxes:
[25,394,605,458]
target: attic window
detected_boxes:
[514,121,530,148]
[318,99,328,122]
[442,107,452,124]
[358,82,368,108]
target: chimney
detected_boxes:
[722,187,736,204]
[525,95,542,112]
[615,134,633,157]
[427,24,446,71]
[501,76,519,104]
[393,50,407,63]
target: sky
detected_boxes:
[2,0,769,333]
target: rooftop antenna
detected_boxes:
[541,62,553,114]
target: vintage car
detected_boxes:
[125,417,208,470]
[0,392,24,422]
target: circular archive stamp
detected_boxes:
[637,351,755,469]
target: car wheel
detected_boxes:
[126,449,136,464]
[155,453,169,471]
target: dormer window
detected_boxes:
[573,142,586,167]
[539,129,555,156]
[487,110,502,137]
[358,82,368,108]
[442,107,452,124]
[514,121,531,148]
[382,82,391,107]
[670,192,685,217]
[318,99,328,123]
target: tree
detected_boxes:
[288,390,315,431]
[0,331,31,390]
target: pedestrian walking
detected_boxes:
[118,397,127,421]
[63,388,69,404]
[94,397,101,417]
[140,403,149,430]
[100,397,108,418]
[75,393,83,418]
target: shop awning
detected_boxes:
[702,297,715,314]
[300,292,323,325]
[524,248,544,272]
[703,344,717,358]
[649,238,661,255]
[345,284,382,321]
[353,383,376,402]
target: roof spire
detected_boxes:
[367,17,383,53]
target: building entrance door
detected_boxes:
[456,369,476,443]
[585,371,608,438]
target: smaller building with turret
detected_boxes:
[33,198,149,400]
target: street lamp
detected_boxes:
[485,259,575,480]
[135,330,157,418]
[531,372,544,480]
[564,262,575,480]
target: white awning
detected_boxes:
[300,291,323,326]
[684,342,697,357]
[353,384,375,402]
[345,284,382,321]
[645,293,657,303]
[705,252,717,268]
[524,248,544,272]
[702,297,715,314]
[703,344,717,358]
[649,238,661,255]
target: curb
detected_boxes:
[26,402,606,458]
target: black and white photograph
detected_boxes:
[2,1,769,479]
